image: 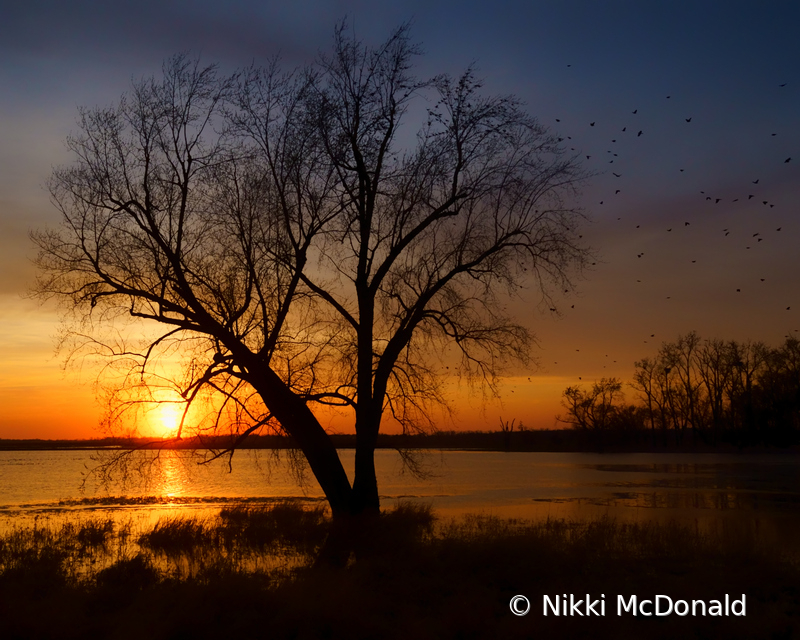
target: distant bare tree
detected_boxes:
[695,338,732,439]
[34,23,588,518]
[559,378,624,430]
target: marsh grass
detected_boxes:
[0,502,797,639]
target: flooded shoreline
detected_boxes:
[2,450,797,543]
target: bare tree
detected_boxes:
[559,378,624,430]
[33,23,588,518]
[695,338,732,440]
[631,356,661,434]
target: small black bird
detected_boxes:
[632,109,638,114]
[612,172,621,177]
[785,157,792,163]
[590,122,595,126]
[753,179,760,184]
[685,118,692,122]
[637,130,643,136]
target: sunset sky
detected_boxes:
[1,1,798,439]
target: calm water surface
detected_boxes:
[2,449,798,526]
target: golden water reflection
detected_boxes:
[2,450,799,554]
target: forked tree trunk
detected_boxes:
[314,440,381,567]
[250,367,354,517]
[250,365,386,566]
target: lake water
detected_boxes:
[1,449,799,548]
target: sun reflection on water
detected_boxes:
[152,452,192,499]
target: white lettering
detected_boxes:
[732,595,746,616]
[709,600,723,616]
[543,595,559,616]
[640,599,652,616]
[692,600,706,616]
[655,595,672,616]
[586,594,601,616]
[674,600,689,616]
[617,595,637,615]
[570,594,584,616]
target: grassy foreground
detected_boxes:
[0,502,798,639]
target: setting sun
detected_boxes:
[154,402,184,438]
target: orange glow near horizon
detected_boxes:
[0,298,599,439]
[153,402,184,439]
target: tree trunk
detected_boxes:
[352,404,380,515]
[352,439,380,515]
[250,366,354,518]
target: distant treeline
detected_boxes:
[0,432,617,453]
[560,332,800,447]
[1,428,793,454]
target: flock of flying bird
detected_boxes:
[533,75,797,380]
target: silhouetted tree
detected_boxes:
[33,23,588,518]
[695,338,732,441]
[559,378,624,430]
[499,417,516,450]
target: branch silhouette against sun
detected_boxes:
[32,21,590,518]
